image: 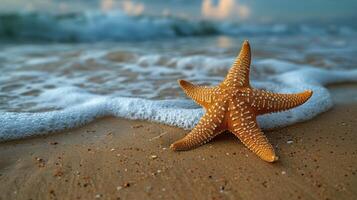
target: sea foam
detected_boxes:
[1,60,356,142]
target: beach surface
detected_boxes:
[0,84,356,200]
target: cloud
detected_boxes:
[202,0,250,20]
[121,1,145,15]
[101,0,114,11]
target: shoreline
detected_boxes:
[0,84,356,199]
[1,82,357,144]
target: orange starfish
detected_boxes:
[170,40,313,162]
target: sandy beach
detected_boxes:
[0,84,356,200]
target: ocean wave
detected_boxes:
[1,60,356,142]
[0,12,356,42]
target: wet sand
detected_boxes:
[0,85,356,200]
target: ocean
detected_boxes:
[1,11,357,141]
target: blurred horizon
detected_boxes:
[1,0,357,24]
[1,0,357,43]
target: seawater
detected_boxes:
[0,12,357,141]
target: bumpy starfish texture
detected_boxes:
[170,40,313,162]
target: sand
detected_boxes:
[0,84,356,200]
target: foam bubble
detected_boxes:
[1,61,356,142]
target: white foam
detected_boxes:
[1,61,356,142]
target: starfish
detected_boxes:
[170,40,313,162]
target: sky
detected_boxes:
[0,0,356,23]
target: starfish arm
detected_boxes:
[222,40,251,88]
[228,102,278,162]
[170,102,225,151]
[248,89,313,115]
[178,79,220,109]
